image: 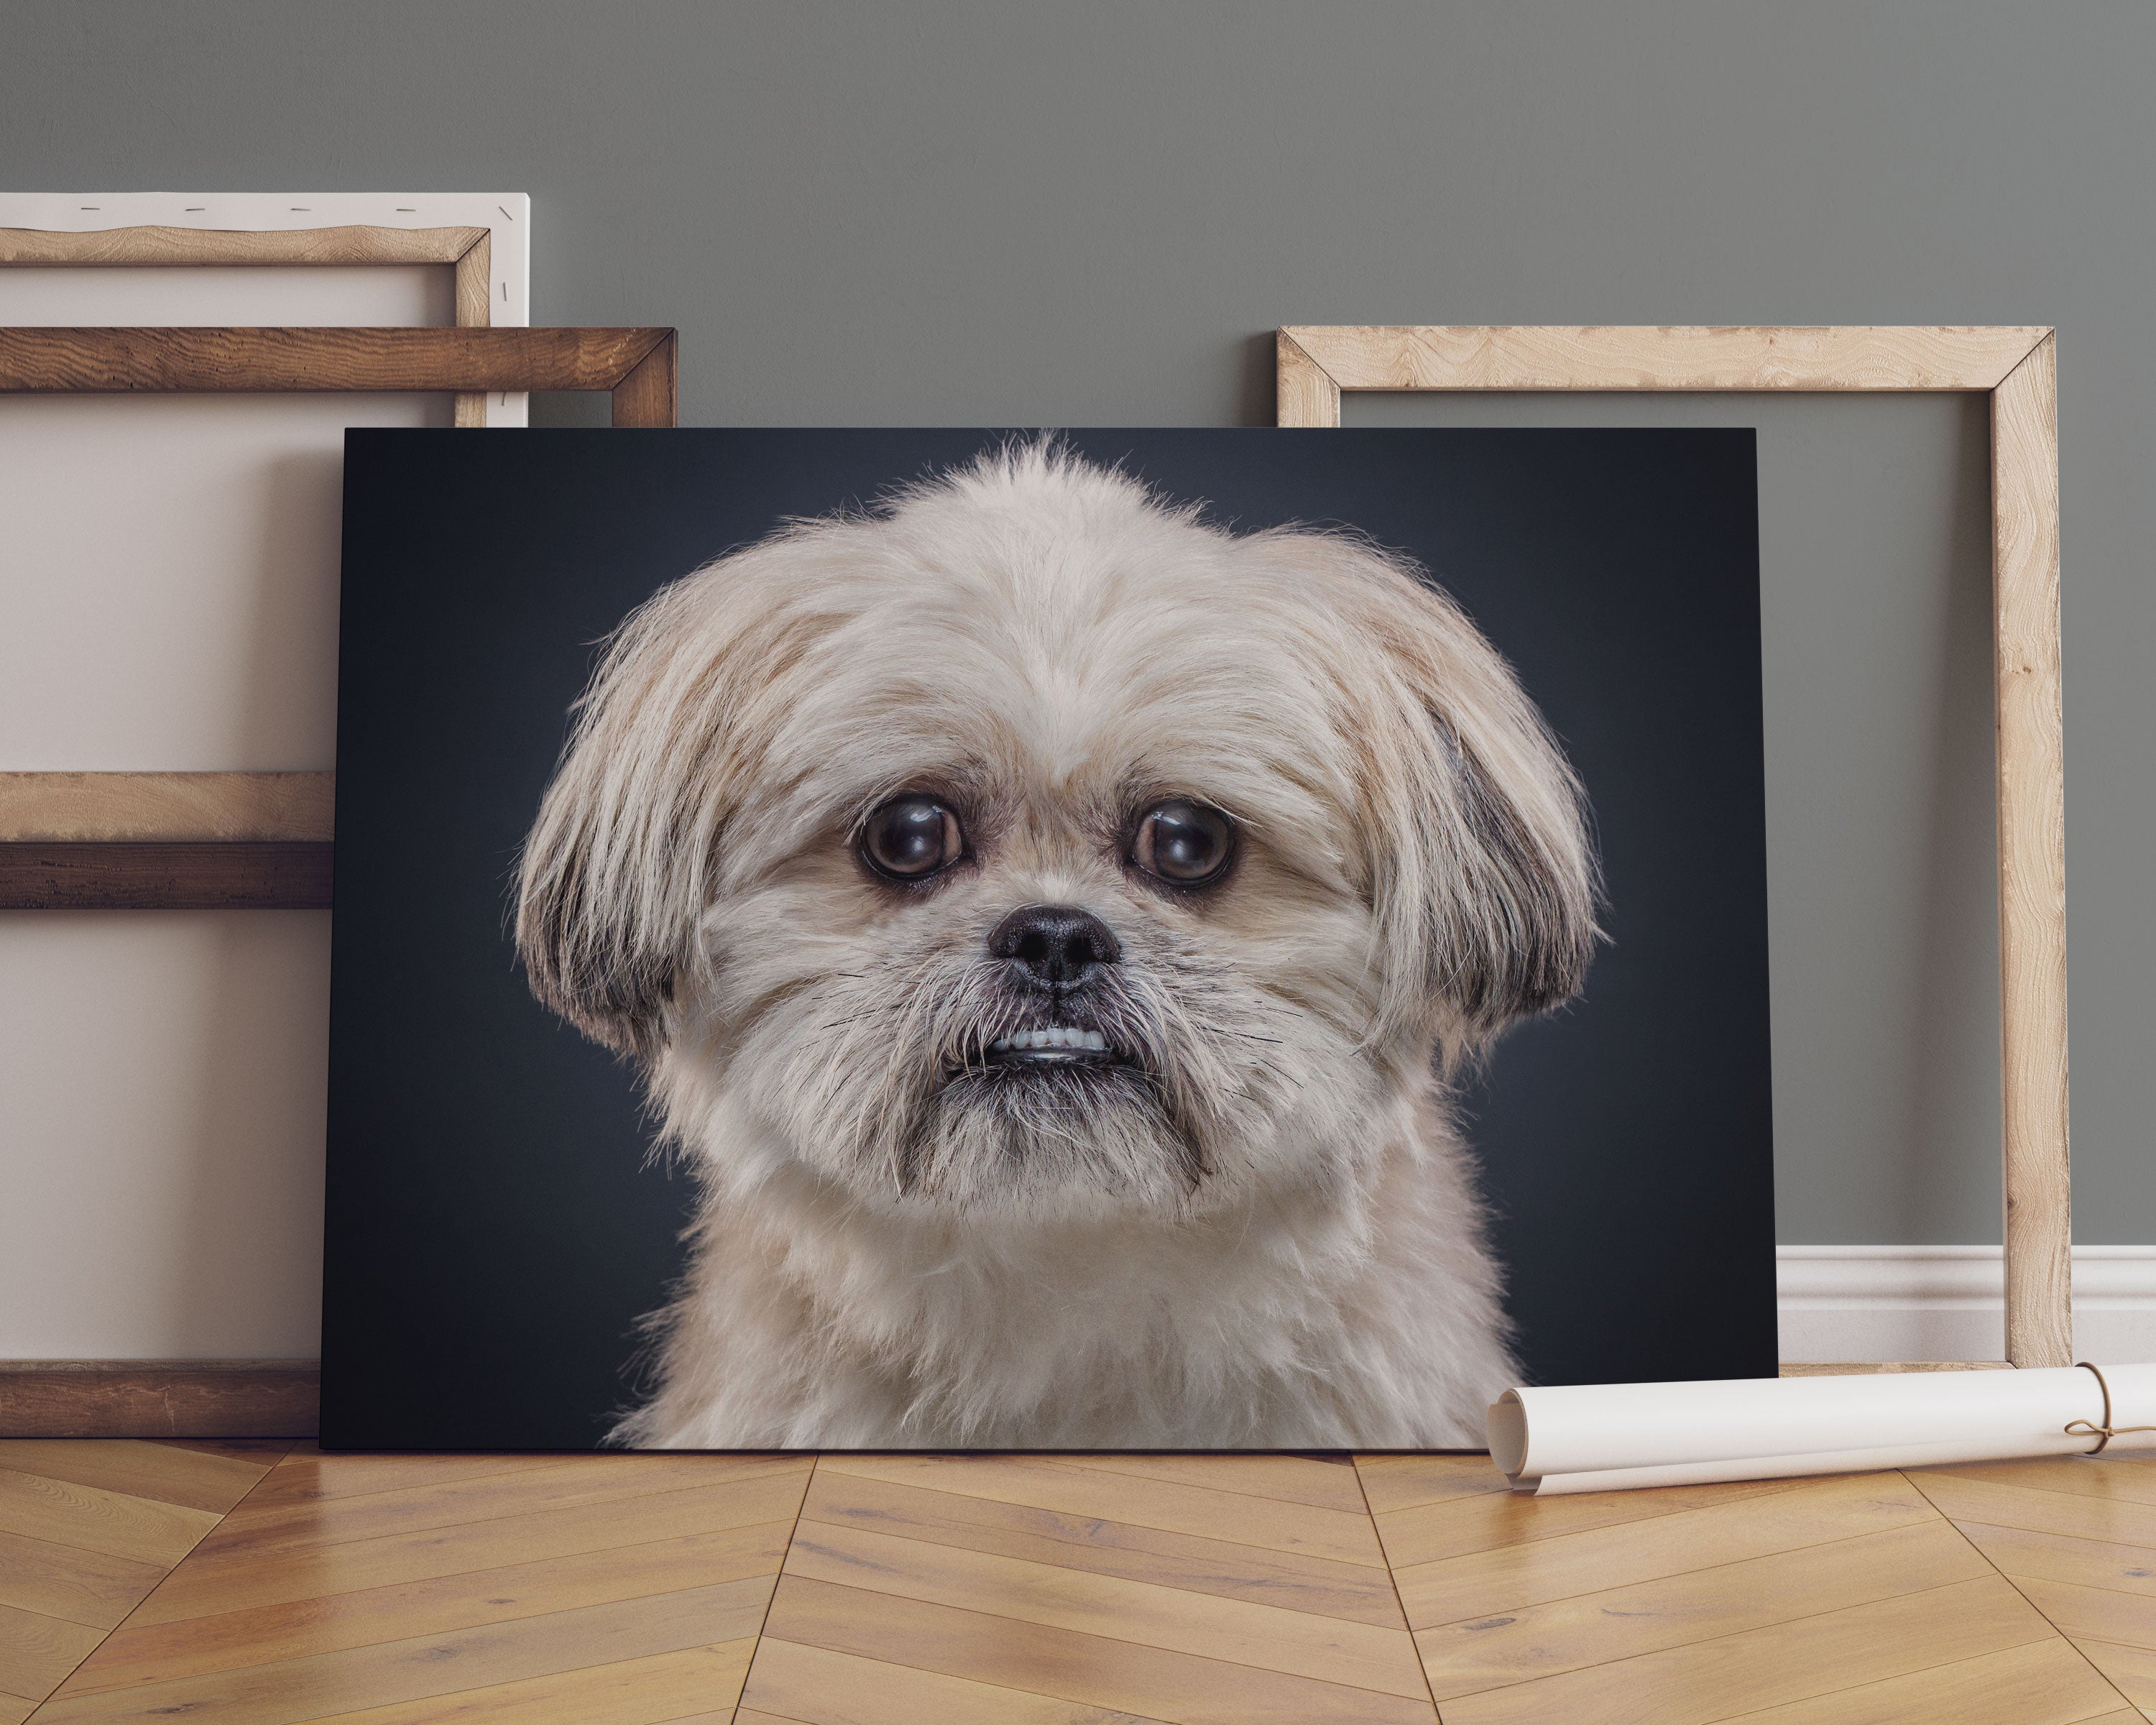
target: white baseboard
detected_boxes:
[1778,1245,2156,1363]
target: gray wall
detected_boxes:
[4,1,2148,1243]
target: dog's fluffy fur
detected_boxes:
[516,443,1597,1448]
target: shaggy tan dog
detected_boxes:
[517,443,1596,1448]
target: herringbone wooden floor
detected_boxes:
[1,1439,2150,1722]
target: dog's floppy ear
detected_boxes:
[1263,530,1599,1050]
[1417,699,1598,1031]
[515,581,740,1059]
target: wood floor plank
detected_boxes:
[1956,1519,2156,1601]
[0,1467,220,1568]
[2014,1577,2156,1650]
[55,1518,796,1697]
[0,1599,105,1701]
[814,1455,1387,1568]
[1351,1455,1508,1518]
[1374,1473,1803,1570]
[1435,1575,2054,1725]
[295,1635,760,1725]
[185,1453,791,1565]
[239,1451,567,1512]
[27,1579,772,1725]
[1414,1519,1989,1701]
[1912,1471,2156,1549]
[1050,1454,1371,1514]
[742,1634,1175,1723]
[1925,1458,2156,1510]
[148,1439,295,1466]
[0,1690,37,1725]
[2067,1639,2156,1716]
[760,1573,1437,1724]
[0,1440,272,1514]
[1391,1470,1940,1629]
[780,1516,1429,1698]
[1705,1635,2130,1725]
[0,1530,167,1631]
[798,1466,1406,1627]
[126,1463,814,1626]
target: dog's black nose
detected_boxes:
[989,904,1121,988]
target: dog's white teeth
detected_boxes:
[990,1026,1108,1054]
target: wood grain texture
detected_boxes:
[793,1464,1406,1627]
[1992,332,2073,1370]
[1954,1517,2156,1602]
[57,1523,791,1696]
[778,1517,1430,1697]
[0,1469,222,1568]
[2068,1637,2156,1717]
[0,1366,318,1439]
[0,225,485,267]
[1381,1470,1941,1630]
[611,328,679,427]
[0,844,331,909]
[0,326,671,395]
[0,774,333,843]
[1911,1469,2156,1550]
[752,1573,1436,1725]
[745,1453,1434,1723]
[1697,1637,2131,1725]
[128,1466,814,1626]
[292,1638,759,1724]
[0,1606,103,1703]
[1435,1575,2055,1725]
[451,229,492,429]
[1372,1453,2147,1725]
[742,1635,1179,1724]
[0,1439,286,1703]
[179,1452,791,1566]
[0,1530,169,1632]
[0,1443,268,1517]
[813,1453,1389,1568]
[1277,323,2050,396]
[1411,1520,1989,1698]
[12,1444,2153,1724]
[1275,328,1342,426]
[39,1446,808,1724]
[30,1581,768,1724]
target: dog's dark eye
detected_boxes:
[860,796,964,880]
[1130,799,1235,887]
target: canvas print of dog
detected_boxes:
[512,443,1598,1449]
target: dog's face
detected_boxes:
[518,448,1595,1220]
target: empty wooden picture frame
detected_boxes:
[1277,326,2066,1372]
[0,325,679,911]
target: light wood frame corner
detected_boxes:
[1277,325,2066,1373]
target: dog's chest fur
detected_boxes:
[617,1088,1516,1450]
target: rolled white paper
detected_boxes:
[1488,1362,2156,1496]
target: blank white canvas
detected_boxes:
[0,201,525,1357]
